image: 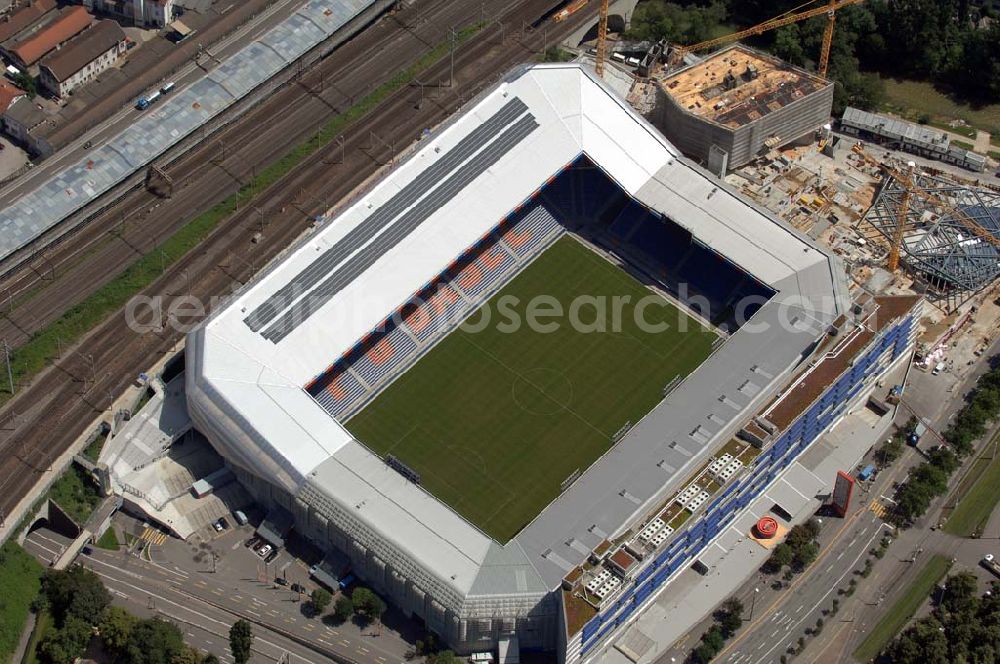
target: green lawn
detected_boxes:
[96,527,120,551]
[347,237,715,542]
[47,464,102,525]
[852,554,951,662]
[22,610,52,664]
[944,434,1000,537]
[0,542,45,663]
[881,79,1000,135]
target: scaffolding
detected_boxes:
[858,172,1000,311]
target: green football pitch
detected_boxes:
[346,236,716,542]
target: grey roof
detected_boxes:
[468,541,549,599]
[0,0,377,263]
[841,106,949,150]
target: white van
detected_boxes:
[932,361,946,375]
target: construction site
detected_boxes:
[571,0,1000,382]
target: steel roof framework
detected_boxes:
[858,172,1000,311]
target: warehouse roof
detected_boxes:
[41,19,125,83]
[9,5,91,66]
[0,0,56,45]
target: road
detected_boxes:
[22,527,335,663]
[659,336,1000,664]
[0,0,599,539]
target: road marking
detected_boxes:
[246,609,261,617]
[749,523,891,664]
[212,589,223,596]
[82,560,309,661]
[825,563,835,573]
[847,537,857,547]
[231,541,242,550]
[359,647,370,654]
[836,551,845,560]
[794,605,804,614]
[340,640,351,647]
[195,580,207,587]
[233,595,242,601]
[770,629,778,638]
[304,624,315,631]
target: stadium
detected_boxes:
[186,64,921,662]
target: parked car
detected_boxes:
[257,544,273,558]
[290,583,305,594]
[275,576,288,586]
[265,549,279,563]
[216,517,229,530]
[212,521,223,532]
[245,537,258,549]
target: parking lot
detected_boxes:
[119,510,418,664]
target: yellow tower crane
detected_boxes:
[671,0,866,78]
[595,0,609,78]
[851,143,1000,272]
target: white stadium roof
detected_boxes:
[187,64,848,606]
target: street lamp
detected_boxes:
[749,587,760,621]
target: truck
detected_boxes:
[982,554,1000,578]
[908,422,927,446]
[135,90,161,110]
[858,464,876,482]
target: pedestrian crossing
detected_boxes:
[140,526,168,546]
[869,500,889,520]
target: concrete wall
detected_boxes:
[652,81,834,171]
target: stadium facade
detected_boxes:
[186,64,920,661]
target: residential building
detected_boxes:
[82,0,174,29]
[1,95,52,156]
[39,19,126,97]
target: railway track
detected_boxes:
[0,0,470,348]
[0,0,599,526]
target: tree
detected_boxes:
[351,587,386,624]
[763,542,793,573]
[311,587,332,614]
[41,565,111,626]
[99,606,137,655]
[717,597,743,636]
[427,651,460,664]
[12,71,36,99]
[204,656,220,664]
[333,595,354,623]
[792,541,819,570]
[229,619,254,664]
[942,572,979,615]
[38,615,92,664]
[171,646,205,664]
[126,618,185,664]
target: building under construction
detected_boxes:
[858,171,1000,311]
[651,45,833,174]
